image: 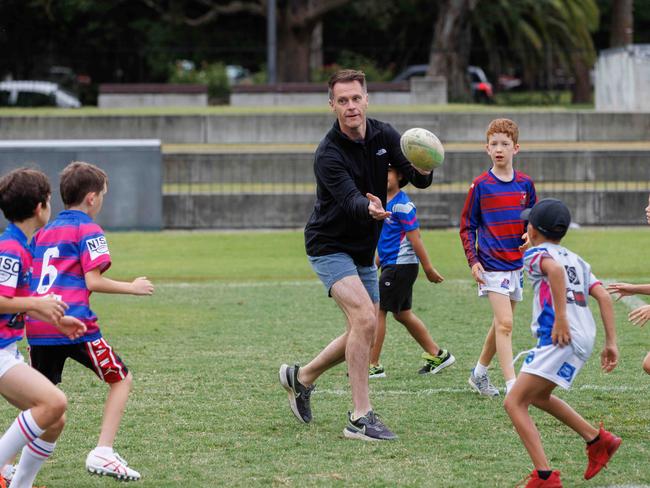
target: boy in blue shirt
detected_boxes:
[369,164,454,377]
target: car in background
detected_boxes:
[0,80,82,108]
[392,64,494,103]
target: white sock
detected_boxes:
[505,379,516,394]
[92,445,114,457]
[9,439,56,488]
[0,410,45,466]
[474,362,489,377]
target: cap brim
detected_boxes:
[520,208,532,220]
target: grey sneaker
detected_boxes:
[279,363,315,423]
[343,411,397,441]
[418,349,456,375]
[468,368,500,397]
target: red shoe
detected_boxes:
[0,475,7,488]
[518,470,562,487]
[584,424,622,480]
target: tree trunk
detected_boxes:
[570,54,591,104]
[276,21,313,82]
[427,0,477,101]
[610,0,633,47]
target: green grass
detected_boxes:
[2,228,649,486]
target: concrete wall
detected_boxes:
[230,77,447,106]
[596,45,650,112]
[2,111,650,144]
[98,93,208,108]
[0,140,163,230]
[162,148,650,228]
[163,191,649,229]
[164,148,650,186]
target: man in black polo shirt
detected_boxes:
[279,69,433,440]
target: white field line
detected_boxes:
[158,278,473,289]
[316,383,649,397]
[159,279,650,312]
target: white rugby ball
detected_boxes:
[399,127,445,171]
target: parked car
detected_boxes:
[0,80,81,108]
[392,64,494,103]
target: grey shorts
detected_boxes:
[308,252,379,303]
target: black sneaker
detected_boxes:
[418,349,456,375]
[343,411,397,441]
[279,363,315,424]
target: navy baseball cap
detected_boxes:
[520,198,571,239]
[388,162,408,188]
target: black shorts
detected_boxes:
[379,264,419,314]
[29,337,129,385]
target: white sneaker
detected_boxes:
[86,448,141,481]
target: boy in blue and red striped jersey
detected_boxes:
[27,162,153,481]
[0,168,86,488]
[460,118,537,397]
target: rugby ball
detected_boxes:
[399,128,445,171]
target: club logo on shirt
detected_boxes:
[86,236,109,261]
[376,148,387,156]
[565,266,580,284]
[557,362,576,382]
[566,289,587,307]
[0,256,20,287]
[520,191,528,207]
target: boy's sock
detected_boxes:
[537,470,552,480]
[0,410,45,466]
[505,379,516,394]
[587,434,600,445]
[9,439,56,488]
[474,362,488,377]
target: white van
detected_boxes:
[0,80,81,108]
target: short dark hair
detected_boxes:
[328,69,367,100]
[60,161,108,207]
[0,168,51,222]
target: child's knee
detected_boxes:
[495,318,513,335]
[643,353,650,375]
[47,389,68,419]
[392,310,410,324]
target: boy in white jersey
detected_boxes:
[504,199,620,488]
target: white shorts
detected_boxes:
[478,269,524,302]
[519,344,586,390]
[0,342,25,379]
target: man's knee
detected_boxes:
[643,353,650,375]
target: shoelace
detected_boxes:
[113,451,129,467]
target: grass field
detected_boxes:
[2,228,649,487]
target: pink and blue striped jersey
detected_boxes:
[377,190,419,266]
[0,223,33,348]
[27,210,111,345]
[460,169,536,271]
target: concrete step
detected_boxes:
[162,144,650,187]
[2,111,650,143]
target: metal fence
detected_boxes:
[163,148,650,229]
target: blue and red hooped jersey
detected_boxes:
[460,169,536,271]
[377,190,419,266]
[0,223,33,348]
[27,210,111,345]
